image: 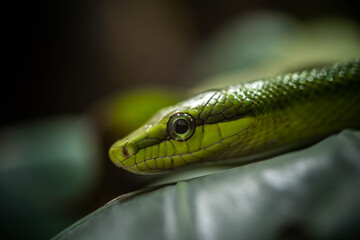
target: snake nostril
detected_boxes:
[122,146,130,157]
[121,141,139,158]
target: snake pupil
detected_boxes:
[174,119,188,134]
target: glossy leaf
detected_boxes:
[53,130,360,240]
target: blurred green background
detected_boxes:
[2,0,360,239]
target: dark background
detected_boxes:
[3,0,359,126]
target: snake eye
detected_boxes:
[167,113,195,141]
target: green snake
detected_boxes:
[109,58,360,174]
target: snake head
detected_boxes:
[109,90,255,174]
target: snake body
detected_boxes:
[109,58,360,174]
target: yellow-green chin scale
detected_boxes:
[109,58,360,174]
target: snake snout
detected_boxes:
[109,140,139,166]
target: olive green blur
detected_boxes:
[109,58,360,174]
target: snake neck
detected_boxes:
[238,59,360,115]
[218,59,360,159]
